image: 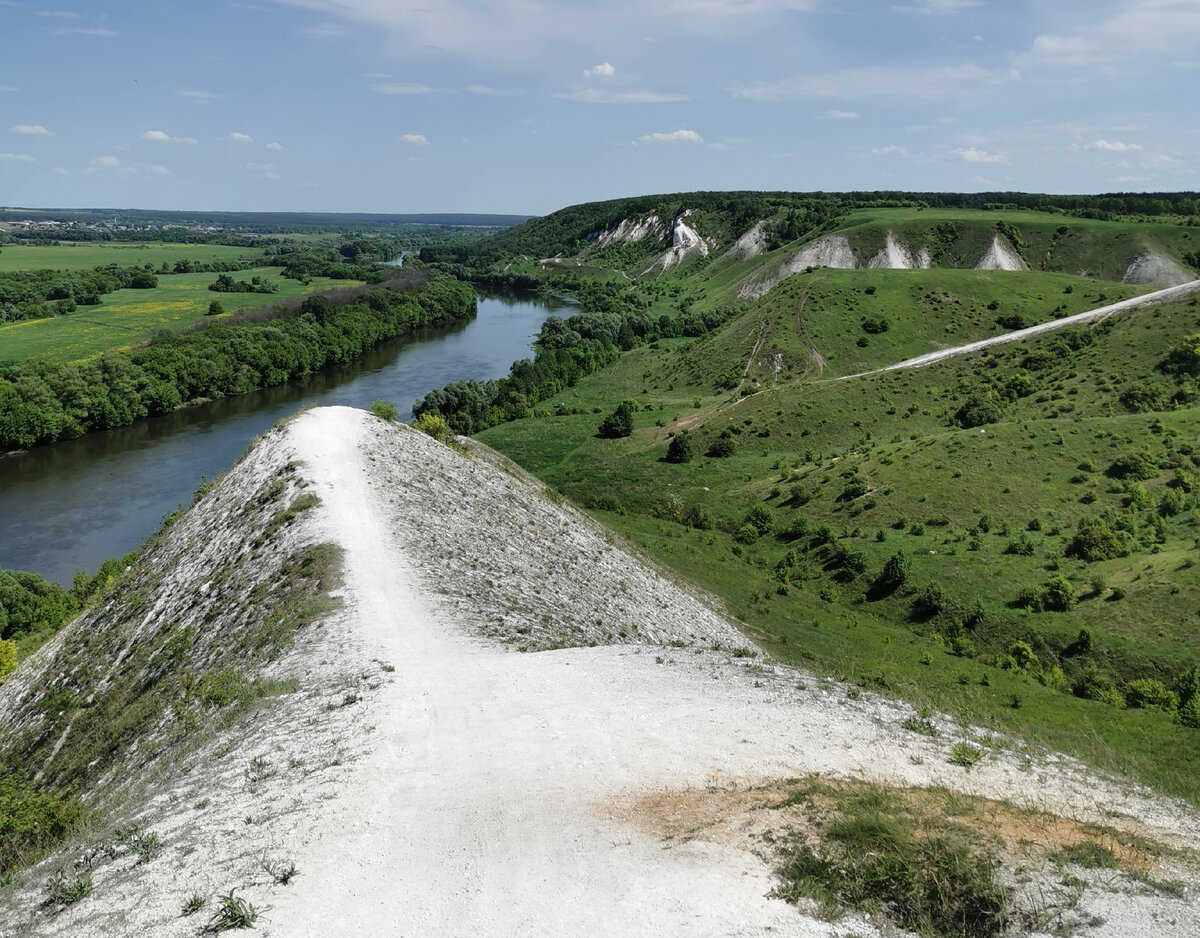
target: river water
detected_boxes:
[0,291,571,584]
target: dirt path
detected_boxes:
[841,279,1200,380]
[259,408,1200,937]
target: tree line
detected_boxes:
[413,295,734,434]
[0,264,158,322]
[0,275,475,450]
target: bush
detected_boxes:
[1125,679,1178,713]
[872,551,910,596]
[206,299,224,316]
[1,774,83,875]
[910,583,945,620]
[1107,451,1158,481]
[734,523,760,545]
[665,431,693,463]
[597,400,636,439]
[1065,517,1125,562]
[0,639,16,683]
[706,435,736,458]
[838,477,869,501]
[954,392,1004,429]
[746,503,776,536]
[1041,575,1075,611]
[411,412,455,444]
[370,400,399,422]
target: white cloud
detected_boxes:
[147,164,170,176]
[730,63,1006,101]
[1086,139,1142,152]
[53,166,71,175]
[178,90,219,104]
[1022,0,1200,68]
[872,144,913,158]
[661,0,817,13]
[143,129,198,145]
[266,142,287,151]
[894,0,982,13]
[399,133,428,145]
[90,155,119,166]
[950,146,1006,163]
[265,0,817,68]
[13,124,50,135]
[0,85,17,94]
[303,21,350,38]
[584,62,615,77]
[373,83,433,95]
[0,152,36,163]
[558,88,689,104]
[822,110,860,120]
[52,27,118,37]
[466,84,508,95]
[637,129,702,144]
[228,132,254,143]
[35,10,80,18]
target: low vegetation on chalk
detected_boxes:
[0,445,343,883]
[766,776,1171,938]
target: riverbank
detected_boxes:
[0,273,475,452]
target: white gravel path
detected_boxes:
[259,408,1200,937]
[841,278,1200,379]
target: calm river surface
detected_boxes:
[0,291,570,584]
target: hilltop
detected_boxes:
[2,407,1199,936]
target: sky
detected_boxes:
[1,0,1197,215]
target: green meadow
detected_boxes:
[0,241,265,273]
[0,267,357,363]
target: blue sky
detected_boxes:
[1,0,1196,214]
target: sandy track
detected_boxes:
[257,408,1199,937]
[841,278,1200,380]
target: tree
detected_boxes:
[207,300,224,317]
[300,294,333,324]
[665,431,693,463]
[597,400,635,439]
[873,551,910,595]
[954,391,1004,429]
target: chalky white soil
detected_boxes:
[6,407,1200,936]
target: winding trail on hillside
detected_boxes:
[258,408,1200,937]
[839,279,1200,380]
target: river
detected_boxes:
[0,290,571,585]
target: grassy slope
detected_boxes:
[472,205,1200,801]
[0,242,265,273]
[0,268,358,363]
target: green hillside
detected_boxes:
[418,192,1200,801]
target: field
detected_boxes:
[0,267,358,363]
[0,241,266,273]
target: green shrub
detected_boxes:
[1065,517,1125,562]
[664,431,693,463]
[370,399,399,422]
[1125,679,1178,713]
[598,400,636,439]
[1107,451,1159,481]
[706,435,736,458]
[746,503,776,536]
[0,639,16,683]
[411,411,453,443]
[910,583,945,620]
[954,392,1004,429]
[1041,575,1075,611]
[0,774,84,875]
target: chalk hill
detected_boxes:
[2,407,1199,936]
